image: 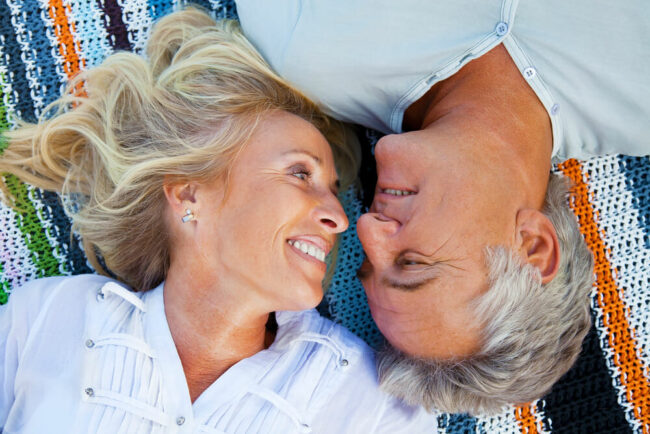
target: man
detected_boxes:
[235,0,650,414]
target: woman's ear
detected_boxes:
[163,177,198,220]
[514,209,561,284]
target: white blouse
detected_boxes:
[0,274,437,433]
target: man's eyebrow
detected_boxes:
[282,149,321,164]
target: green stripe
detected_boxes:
[0,73,63,304]
[0,73,10,303]
[4,175,62,279]
[0,71,8,155]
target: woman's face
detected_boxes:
[192,111,348,312]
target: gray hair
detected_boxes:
[377,173,594,415]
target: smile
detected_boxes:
[287,239,327,262]
[381,188,416,196]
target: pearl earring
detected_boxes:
[181,208,195,223]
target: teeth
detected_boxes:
[383,188,414,196]
[288,240,326,262]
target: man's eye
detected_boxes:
[396,257,421,267]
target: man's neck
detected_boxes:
[404,44,553,208]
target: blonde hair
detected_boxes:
[377,173,594,415]
[0,7,358,292]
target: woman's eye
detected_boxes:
[289,165,311,181]
[292,171,309,180]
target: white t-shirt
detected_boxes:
[236,0,650,161]
[0,274,437,433]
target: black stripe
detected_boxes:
[620,155,650,250]
[0,1,38,122]
[541,314,631,433]
[97,0,132,51]
[33,189,93,276]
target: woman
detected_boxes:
[0,7,435,433]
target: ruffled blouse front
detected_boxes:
[0,274,436,433]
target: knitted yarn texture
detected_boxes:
[0,1,648,432]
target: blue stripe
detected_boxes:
[438,413,477,433]
[148,0,239,22]
[0,0,37,121]
[619,155,650,249]
[12,2,64,116]
[148,0,175,22]
[69,0,112,68]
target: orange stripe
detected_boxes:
[514,403,539,434]
[48,0,85,79]
[559,159,650,432]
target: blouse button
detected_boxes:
[339,358,349,367]
[495,22,508,36]
[96,290,105,302]
[85,339,95,349]
[84,387,95,397]
[176,416,185,426]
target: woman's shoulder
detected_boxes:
[273,309,438,432]
[6,274,115,313]
[275,308,375,363]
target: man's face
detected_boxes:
[356,124,519,359]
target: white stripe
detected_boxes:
[0,202,39,291]
[120,0,154,54]
[581,156,650,430]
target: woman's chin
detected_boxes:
[279,284,324,312]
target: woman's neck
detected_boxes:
[162,266,273,402]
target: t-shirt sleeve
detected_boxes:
[234,0,301,73]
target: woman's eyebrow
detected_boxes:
[283,149,340,193]
[281,149,321,164]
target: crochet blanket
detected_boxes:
[0,1,648,432]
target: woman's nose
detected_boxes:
[314,192,349,233]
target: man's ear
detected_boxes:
[162,177,198,218]
[515,209,560,284]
